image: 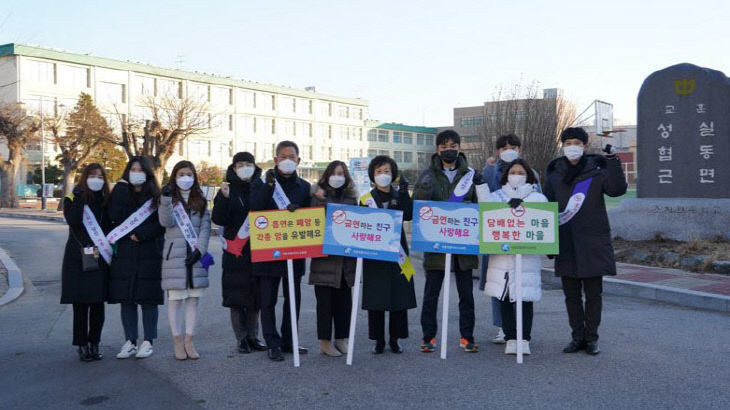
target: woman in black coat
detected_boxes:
[61,163,111,362]
[309,160,359,357]
[107,156,165,360]
[211,152,266,354]
[361,155,416,354]
[544,128,627,356]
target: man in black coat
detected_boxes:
[249,141,312,362]
[544,127,627,356]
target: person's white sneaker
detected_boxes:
[521,340,531,355]
[505,339,517,355]
[492,328,506,344]
[116,340,137,359]
[135,341,153,359]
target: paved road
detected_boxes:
[1,217,728,409]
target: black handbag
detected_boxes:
[70,227,100,272]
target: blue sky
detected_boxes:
[3,0,730,127]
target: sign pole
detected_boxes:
[346,257,363,365]
[515,254,523,364]
[286,259,300,367]
[440,253,452,359]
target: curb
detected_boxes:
[0,212,64,223]
[0,247,24,306]
[541,268,730,313]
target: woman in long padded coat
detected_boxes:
[159,160,211,360]
[361,155,416,355]
[309,160,358,357]
[211,152,267,354]
[61,163,111,362]
[108,156,165,360]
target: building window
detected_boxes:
[393,151,403,162]
[404,152,413,163]
[98,81,124,103]
[308,123,313,137]
[377,130,388,142]
[416,134,425,145]
[58,64,89,89]
[229,89,234,105]
[393,131,402,144]
[26,60,56,84]
[292,98,297,113]
[459,116,484,128]
[403,132,413,144]
[418,152,428,166]
[425,134,434,145]
[271,118,276,134]
[379,150,389,156]
[328,125,332,138]
[308,100,313,114]
[367,130,377,142]
[328,103,333,117]
[271,95,276,110]
[228,114,233,131]
[368,149,377,157]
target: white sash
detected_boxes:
[82,205,113,264]
[172,201,199,251]
[360,191,415,280]
[449,169,475,201]
[558,177,593,226]
[272,180,292,209]
[106,199,155,244]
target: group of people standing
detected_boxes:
[60,126,626,363]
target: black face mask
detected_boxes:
[440,149,458,164]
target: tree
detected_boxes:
[196,161,224,186]
[0,103,40,208]
[472,81,576,180]
[107,95,211,182]
[32,165,63,184]
[84,141,128,182]
[48,92,113,198]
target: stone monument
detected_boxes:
[609,63,730,240]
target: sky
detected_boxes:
[3,0,730,127]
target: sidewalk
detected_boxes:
[542,260,730,313]
[0,208,65,222]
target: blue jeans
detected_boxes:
[480,255,502,327]
[120,303,158,342]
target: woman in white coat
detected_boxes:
[159,160,212,360]
[484,159,547,355]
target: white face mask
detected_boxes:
[374,173,392,188]
[328,175,346,189]
[564,145,584,161]
[129,171,146,186]
[278,159,298,174]
[176,175,194,191]
[236,166,255,181]
[87,177,104,192]
[507,174,527,188]
[500,149,520,163]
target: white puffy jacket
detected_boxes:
[484,184,547,302]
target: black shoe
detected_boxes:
[78,345,93,362]
[563,340,587,353]
[238,339,252,354]
[88,343,103,360]
[585,342,600,356]
[267,348,284,361]
[281,345,309,354]
[389,338,403,354]
[247,338,267,352]
[372,340,385,354]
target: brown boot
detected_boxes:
[184,334,199,359]
[173,335,187,360]
[319,340,342,357]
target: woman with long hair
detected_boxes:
[158,160,211,360]
[309,160,358,357]
[60,163,111,361]
[108,156,165,360]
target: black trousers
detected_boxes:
[230,307,259,343]
[499,297,533,341]
[72,303,105,346]
[561,276,603,343]
[259,274,301,349]
[420,265,475,342]
[368,310,408,341]
[314,275,352,340]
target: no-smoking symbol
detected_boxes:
[510,206,525,217]
[332,210,347,224]
[419,206,433,220]
[254,215,269,229]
